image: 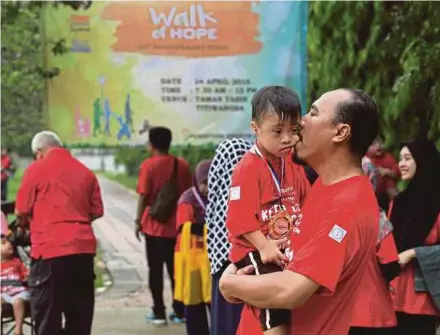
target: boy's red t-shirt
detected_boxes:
[226,148,309,263]
[1,258,28,296]
[350,233,398,327]
[237,176,379,335]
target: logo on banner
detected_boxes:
[149,4,218,40]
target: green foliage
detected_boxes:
[1,2,45,155]
[1,1,92,155]
[114,144,217,177]
[308,1,440,151]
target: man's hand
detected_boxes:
[398,249,416,267]
[134,220,142,241]
[220,264,246,304]
[259,238,289,266]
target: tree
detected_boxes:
[308,1,440,150]
[1,1,92,154]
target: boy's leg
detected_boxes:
[12,298,26,334]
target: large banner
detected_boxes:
[44,1,308,145]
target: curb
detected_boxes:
[97,174,138,197]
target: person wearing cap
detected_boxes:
[15,131,103,335]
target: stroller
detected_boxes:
[1,201,34,335]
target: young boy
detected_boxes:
[1,234,30,335]
[226,86,307,335]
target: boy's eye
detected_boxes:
[273,129,281,134]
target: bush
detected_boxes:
[114,143,217,176]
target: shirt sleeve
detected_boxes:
[287,212,357,294]
[89,174,104,217]
[15,165,38,215]
[225,163,261,237]
[377,233,399,264]
[136,161,150,195]
[176,203,194,229]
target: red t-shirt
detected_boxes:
[226,149,309,263]
[15,148,104,259]
[367,152,399,194]
[136,155,192,239]
[237,175,379,335]
[1,155,12,181]
[390,213,440,317]
[1,258,28,296]
[350,233,398,327]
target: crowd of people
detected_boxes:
[0,85,439,335]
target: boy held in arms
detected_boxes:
[226,86,306,335]
[1,226,30,335]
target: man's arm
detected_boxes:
[220,265,319,309]
[15,166,37,228]
[89,175,104,221]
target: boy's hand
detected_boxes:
[259,239,289,266]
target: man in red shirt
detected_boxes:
[1,148,15,201]
[134,127,192,325]
[15,131,104,335]
[220,89,381,335]
[367,136,400,211]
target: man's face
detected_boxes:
[295,90,352,164]
[1,149,7,156]
[251,111,299,158]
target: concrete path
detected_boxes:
[91,176,185,334]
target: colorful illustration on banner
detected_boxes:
[44,1,308,145]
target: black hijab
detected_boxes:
[391,140,440,252]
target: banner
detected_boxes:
[44,1,308,145]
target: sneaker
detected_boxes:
[145,312,167,326]
[169,312,185,324]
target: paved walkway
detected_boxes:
[92,176,185,334]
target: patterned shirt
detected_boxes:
[206,138,253,275]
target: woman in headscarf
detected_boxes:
[389,139,440,335]
[174,159,212,335]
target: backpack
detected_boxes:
[148,157,179,223]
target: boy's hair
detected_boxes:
[251,86,301,123]
[149,127,172,152]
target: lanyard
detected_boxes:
[192,186,206,211]
[252,145,284,196]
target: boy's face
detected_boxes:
[1,237,13,257]
[251,111,299,158]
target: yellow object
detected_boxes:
[174,222,211,305]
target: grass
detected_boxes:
[4,169,106,289]
[100,171,137,190]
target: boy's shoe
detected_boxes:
[169,312,185,324]
[145,312,167,326]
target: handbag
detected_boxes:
[174,221,211,305]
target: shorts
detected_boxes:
[1,290,30,304]
[235,250,290,331]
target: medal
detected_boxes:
[268,211,293,239]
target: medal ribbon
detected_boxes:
[252,144,284,197]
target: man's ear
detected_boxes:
[332,124,351,144]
